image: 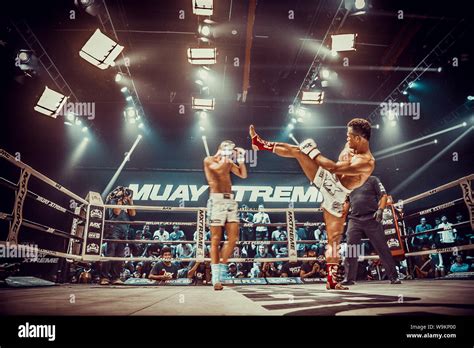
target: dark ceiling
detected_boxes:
[0,0,473,203]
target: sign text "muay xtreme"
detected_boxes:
[128,184,323,203]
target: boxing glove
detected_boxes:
[299,139,320,159]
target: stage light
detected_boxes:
[301,90,324,105]
[138,122,144,129]
[321,69,330,79]
[331,33,356,52]
[195,79,204,86]
[193,0,213,16]
[34,86,68,118]
[288,123,294,130]
[402,90,408,95]
[297,117,304,123]
[75,118,82,126]
[296,108,306,117]
[321,80,329,87]
[124,106,138,123]
[187,48,217,65]
[291,118,297,123]
[467,96,474,101]
[200,111,208,119]
[115,73,123,82]
[199,24,211,37]
[390,120,397,127]
[354,0,366,10]
[82,126,88,132]
[126,95,133,101]
[120,87,128,93]
[374,124,380,129]
[330,50,338,57]
[15,49,39,74]
[462,121,467,126]
[192,97,215,110]
[408,81,415,88]
[74,0,101,16]
[386,109,397,121]
[437,67,442,72]
[79,28,124,70]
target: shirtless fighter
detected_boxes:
[203,140,248,290]
[249,118,374,289]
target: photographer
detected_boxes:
[100,186,136,286]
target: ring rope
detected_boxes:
[402,198,464,219]
[401,220,470,239]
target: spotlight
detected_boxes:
[200,111,208,119]
[375,124,380,129]
[321,69,330,79]
[288,123,295,130]
[390,120,397,127]
[467,96,474,101]
[195,79,204,86]
[192,97,215,110]
[82,126,88,132]
[297,117,304,123]
[331,33,356,52]
[74,0,102,16]
[408,81,415,88]
[120,87,128,93]
[79,29,124,70]
[192,0,213,16]
[296,108,306,117]
[187,48,217,65]
[124,106,138,123]
[291,118,297,124]
[434,139,438,144]
[437,67,443,72]
[321,80,329,87]
[34,86,68,118]
[387,109,397,121]
[462,121,467,126]
[75,118,82,126]
[115,73,123,82]
[138,122,144,129]
[301,90,324,105]
[198,24,211,37]
[15,49,38,74]
[289,132,293,138]
[354,0,366,10]
[66,112,75,122]
[126,95,133,101]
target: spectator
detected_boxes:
[261,262,279,277]
[313,223,327,255]
[437,215,457,266]
[280,260,302,277]
[300,250,324,278]
[240,204,254,241]
[227,262,246,278]
[133,262,146,278]
[296,224,308,257]
[434,217,441,229]
[271,225,286,241]
[176,242,194,259]
[272,232,288,257]
[193,229,211,241]
[411,217,433,250]
[249,262,262,278]
[100,186,136,286]
[256,245,272,258]
[242,242,257,259]
[149,247,179,280]
[412,247,434,279]
[450,255,469,273]
[429,244,445,278]
[129,230,146,257]
[253,204,270,241]
[153,225,170,244]
[366,253,387,281]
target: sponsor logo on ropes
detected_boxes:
[382,218,394,226]
[128,184,323,203]
[89,221,102,229]
[90,209,103,218]
[286,212,297,260]
[195,209,205,261]
[88,232,101,239]
[86,243,99,254]
[0,148,9,159]
[10,169,30,242]
[384,228,396,235]
[387,238,400,248]
[36,196,67,213]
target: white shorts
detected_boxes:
[313,167,352,217]
[206,193,239,227]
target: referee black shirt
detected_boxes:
[348,176,387,221]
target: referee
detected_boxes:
[341,176,401,285]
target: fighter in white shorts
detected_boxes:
[203,140,248,290]
[249,118,375,290]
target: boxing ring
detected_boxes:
[0,148,473,316]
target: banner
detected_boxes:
[382,199,405,257]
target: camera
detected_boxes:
[107,186,133,202]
